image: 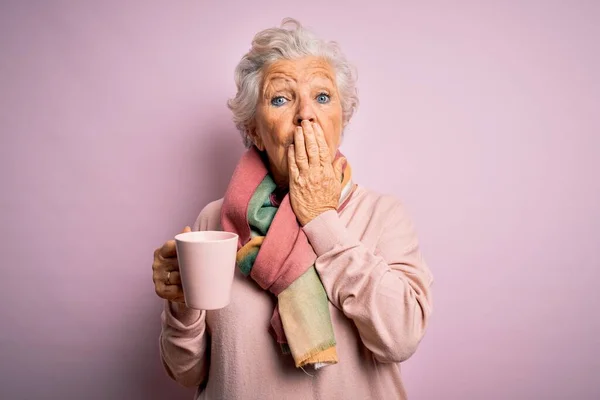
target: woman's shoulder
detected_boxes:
[350,185,418,238]
[192,198,224,231]
[352,185,407,216]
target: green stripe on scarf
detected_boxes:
[236,177,277,275]
[248,176,278,236]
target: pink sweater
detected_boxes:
[160,186,434,399]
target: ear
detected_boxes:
[247,124,265,151]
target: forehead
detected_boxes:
[262,57,336,85]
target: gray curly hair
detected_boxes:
[227,18,359,148]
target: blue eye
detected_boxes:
[316,93,330,104]
[271,96,287,107]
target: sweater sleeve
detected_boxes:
[302,203,433,363]
[159,302,209,388]
[159,202,221,388]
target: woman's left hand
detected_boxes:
[288,121,346,226]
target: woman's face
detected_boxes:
[250,56,343,187]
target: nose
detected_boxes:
[294,96,315,125]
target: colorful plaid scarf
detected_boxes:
[220,147,354,369]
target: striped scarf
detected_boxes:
[220,147,354,369]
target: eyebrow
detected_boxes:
[262,76,294,99]
[261,69,336,98]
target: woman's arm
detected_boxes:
[303,202,433,363]
[160,303,209,387]
[159,201,222,387]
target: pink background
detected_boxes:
[1,1,599,399]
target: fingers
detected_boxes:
[312,122,331,164]
[160,239,177,258]
[159,226,190,259]
[293,126,309,171]
[166,270,182,285]
[301,120,320,167]
[334,156,346,183]
[153,242,180,280]
[154,281,185,302]
[287,144,300,182]
[153,262,179,282]
[152,258,179,284]
[153,267,184,302]
[153,226,191,302]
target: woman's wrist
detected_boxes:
[168,300,203,326]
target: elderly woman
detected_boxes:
[152,19,433,400]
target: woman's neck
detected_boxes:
[271,170,289,189]
[258,149,289,189]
